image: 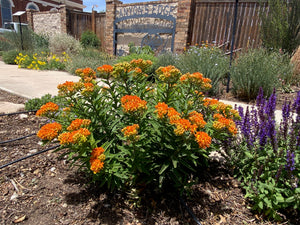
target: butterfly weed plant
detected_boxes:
[229,88,300,220]
[35,59,239,194]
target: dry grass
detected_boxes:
[291,46,300,85]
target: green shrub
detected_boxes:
[2,49,20,64]
[65,49,115,75]
[0,35,15,51]
[175,45,229,95]
[35,60,239,194]
[260,0,300,54]
[2,28,34,50]
[25,94,65,111]
[49,33,82,55]
[80,30,101,49]
[128,42,154,55]
[155,52,178,68]
[32,32,49,50]
[230,48,293,100]
[117,53,158,75]
[1,29,50,52]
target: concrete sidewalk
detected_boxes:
[0,61,285,122]
[0,61,80,99]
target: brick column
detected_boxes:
[59,5,67,34]
[105,0,122,55]
[174,0,194,53]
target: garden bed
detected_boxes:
[0,89,298,224]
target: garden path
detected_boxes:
[0,61,287,122]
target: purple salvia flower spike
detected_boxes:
[280,99,291,140]
[256,87,265,108]
[264,88,276,119]
[285,150,295,173]
[257,87,266,123]
[250,106,259,139]
[259,121,268,148]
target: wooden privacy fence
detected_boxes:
[190,0,267,51]
[67,10,106,50]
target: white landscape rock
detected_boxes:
[0,102,24,114]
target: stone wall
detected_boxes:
[27,5,67,36]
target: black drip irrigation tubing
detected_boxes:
[0,133,36,145]
[0,110,37,117]
[180,196,202,225]
[0,144,60,170]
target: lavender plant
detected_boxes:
[229,88,300,220]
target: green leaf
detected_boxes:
[276,194,285,203]
[258,201,264,210]
[172,157,178,168]
[159,163,169,175]
[244,151,254,159]
[285,196,294,203]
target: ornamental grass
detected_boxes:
[36,59,239,193]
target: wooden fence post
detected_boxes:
[92,10,96,33]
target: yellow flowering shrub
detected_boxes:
[14,51,69,71]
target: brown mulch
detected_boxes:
[0,89,298,225]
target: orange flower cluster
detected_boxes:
[37,122,62,141]
[121,95,147,114]
[36,102,59,116]
[173,118,197,136]
[112,62,132,78]
[154,102,169,119]
[97,64,113,74]
[154,102,211,147]
[57,81,84,96]
[195,131,211,149]
[156,65,182,83]
[203,98,241,121]
[67,119,91,131]
[131,67,144,77]
[121,124,140,141]
[154,103,181,123]
[213,114,237,135]
[180,72,212,90]
[75,67,96,82]
[81,82,94,96]
[188,111,207,129]
[58,128,91,145]
[90,147,105,174]
[167,107,181,124]
[130,59,152,71]
[203,98,219,107]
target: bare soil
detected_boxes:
[0,89,298,225]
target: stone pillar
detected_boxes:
[105,0,122,55]
[26,9,35,31]
[59,5,67,34]
[174,0,194,53]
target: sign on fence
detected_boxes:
[114,3,177,55]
